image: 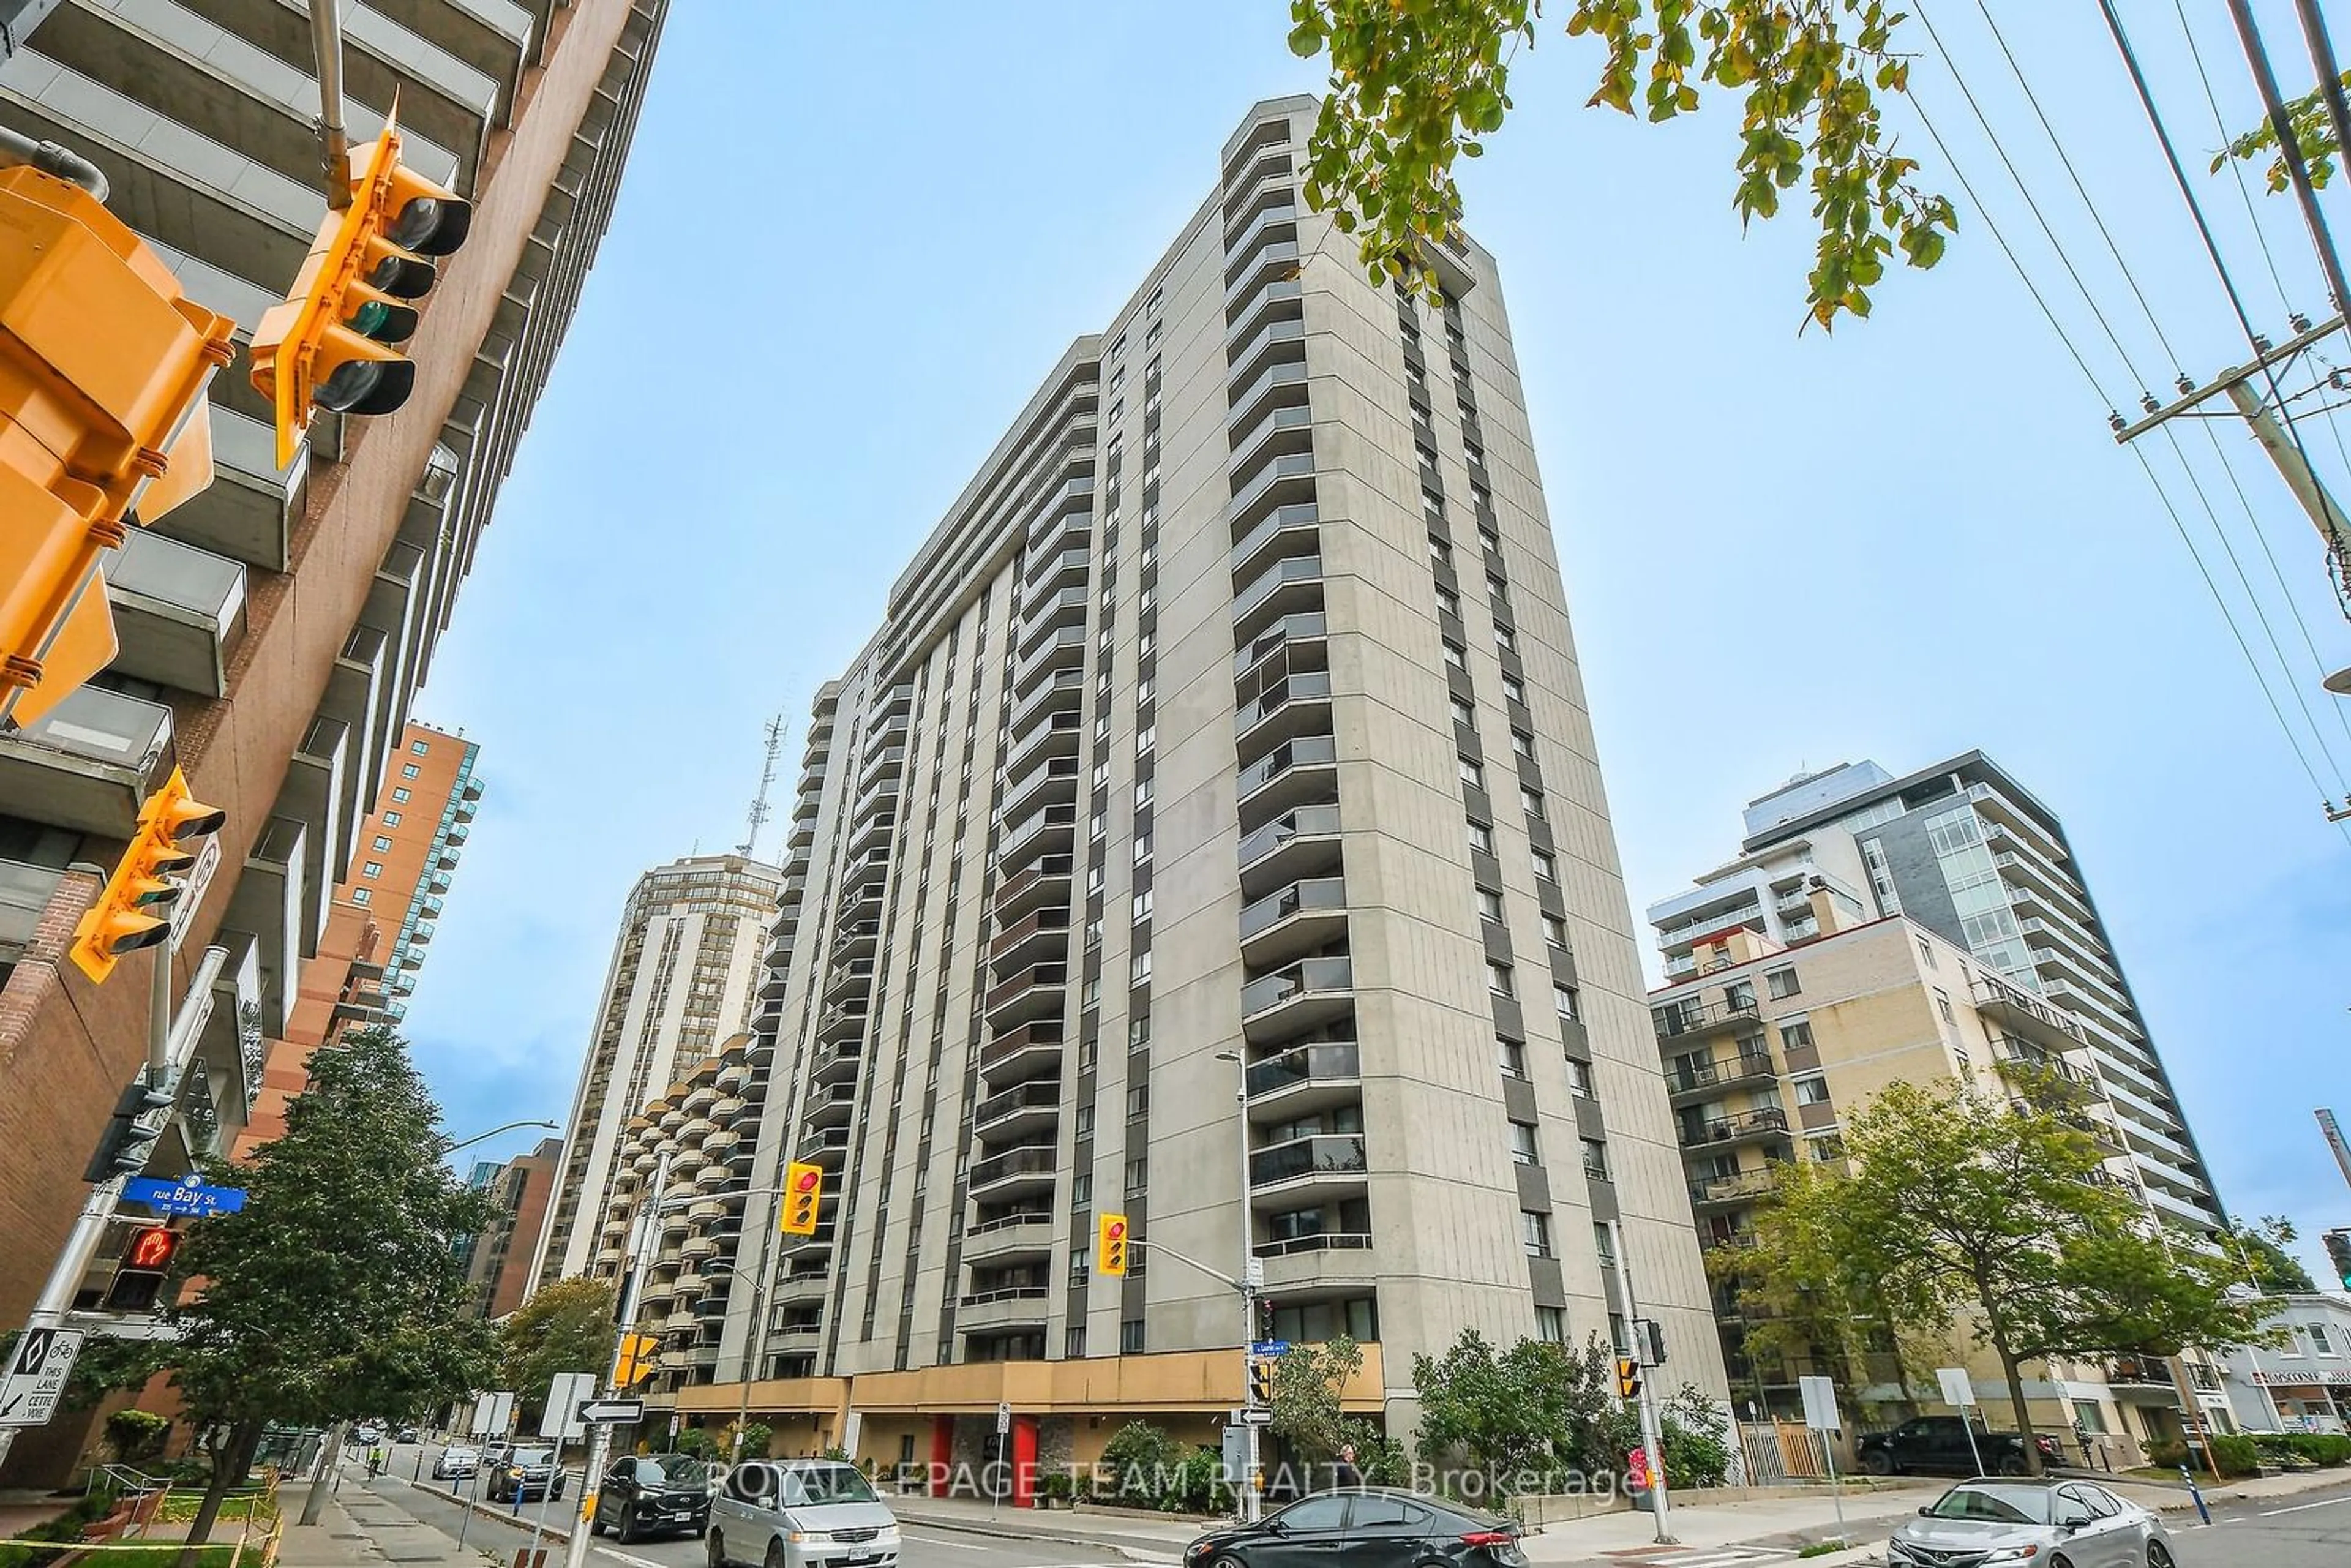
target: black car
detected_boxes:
[591,1452,714,1544]
[490,1445,569,1503]
[1858,1416,2063,1477]
[1185,1488,1526,1568]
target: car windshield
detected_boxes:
[1927,1485,2053,1525]
[512,1449,555,1466]
[779,1466,880,1506]
[636,1455,711,1488]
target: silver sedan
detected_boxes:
[1888,1478,2176,1567]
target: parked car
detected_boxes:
[708,1458,899,1568]
[1859,1415,2062,1477]
[591,1452,715,1544]
[1183,1488,1526,1568]
[484,1439,516,1469]
[433,1446,480,1480]
[491,1446,569,1504]
[1889,1479,2175,1567]
[353,1422,385,1446]
[394,1425,419,1445]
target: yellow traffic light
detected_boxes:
[70,767,226,983]
[0,164,235,727]
[1248,1356,1276,1405]
[779,1161,823,1235]
[614,1332,658,1389]
[248,114,472,468]
[1616,1356,1642,1401]
[1096,1212,1128,1275]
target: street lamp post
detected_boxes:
[1214,1049,1262,1524]
[440,1119,560,1160]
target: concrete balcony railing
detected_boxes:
[106,528,248,697]
[0,686,176,836]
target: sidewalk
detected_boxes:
[277,1490,481,1568]
[2099,1463,2351,1514]
[1518,1484,1935,1566]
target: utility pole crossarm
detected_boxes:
[2112,313,2344,443]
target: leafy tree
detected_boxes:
[498,1278,617,1424]
[159,1028,498,1553]
[1099,1420,1190,1504]
[1744,1073,2273,1472]
[1285,0,1957,328]
[104,1408,171,1464]
[735,1420,775,1459]
[2218,70,2350,192]
[1410,1329,1632,1495]
[2222,1215,2314,1294]
[1269,1332,1360,1462]
[1658,1383,1732,1489]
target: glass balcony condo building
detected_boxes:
[659,97,1727,1460]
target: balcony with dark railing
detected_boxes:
[974,1078,1063,1141]
[1244,1040,1361,1117]
[1226,280,1304,361]
[1230,498,1322,580]
[831,920,880,964]
[804,1082,857,1126]
[1229,400,1312,480]
[1687,1169,1778,1209]
[1227,358,1308,435]
[979,1019,1065,1084]
[1008,668,1087,740]
[1024,545,1092,596]
[995,803,1077,874]
[823,958,876,1003]
[1665,1049,1777,1102]
[1228,449,1317,535]
[1013,627,1090,696]
[962,1209,1056,1263]
[1240,955,1354,1043]
[1239,876,1349,966]
[989,906,1073,971]
[1234,610,1329,681]
[797,1125,851,1166]
[1651,993,1764,1040]
[816,1002,869,1042]
[1971,972,2087,1052]
[811,1038,864,1084]
[1019,584,1092,647]
[969,1144,1059,1197]
[1677,1108,1793,1149]
[1002,707,1084,776]
[992,855,1074,922]
[984,963,1069,1027]
[1248,1133,1368,1198]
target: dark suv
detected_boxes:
[1858,1416,2062,1477]
[591,1452,713,1543]
[490,1446,568,1503]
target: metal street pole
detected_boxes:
[1606,1220,1674,1545]
[731,1189,784,1461]
[562,1150,670,1568]
[1218,1050,1262,1525]
[0,940,223,1476]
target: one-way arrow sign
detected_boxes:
[577,1398,643,1425]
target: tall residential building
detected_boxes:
[1647,754,2222,1233]
[0,0,669,1343]
[461,1136,564,1319]
[1643,911,2192,1458]
[653,97,1726,1473]
[536,854,785,1289]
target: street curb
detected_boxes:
[891,1509,1190,1560]
[410,1478,576,1545]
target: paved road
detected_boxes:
[359,1438,1143,1568]
[2170,1478,2351,1567]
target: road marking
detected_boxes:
[2259,1495,2351,1517]
[895,1529,995,1551]
[591,1550,667,1568]
[1607,1551,1792,1567]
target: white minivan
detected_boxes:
[708,1459,901,1568]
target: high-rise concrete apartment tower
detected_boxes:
[675,97,1726,1459]
[1648,753,2222,1232]
[536,853,785,1288]
[0,0,669,1336]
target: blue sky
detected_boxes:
[405,4,2351,1278]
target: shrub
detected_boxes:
[2252,1431,2351,1466]
[1037,1472,1076,1506]
[1659,1384,1733,1490]
[2145,1438,2188,1470]
[733,1422,774,1459]
[1100,1420,1188,1505]
[104,1409,170,1464]
[2150,1435,2260,1477]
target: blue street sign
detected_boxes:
[123,1177,247,1217]
[1250,1340,1290,1357]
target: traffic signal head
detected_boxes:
[83,1078,176,1182]
[779,1161,823,1235]
[1616,1356,1642,1401]
[1248,1356,1276,1406]
[70,767,226,982]
[247,116,473,466]
[2325,1229,2351,1291]
[103,1224,181,1311]
[615,1332,658,1389]
[1097,1213,1128,1276]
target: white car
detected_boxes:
[433,1445,480,1480]
[708,1460,900,1568]
[1889,1479,2177,1568]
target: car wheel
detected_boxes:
[765,1539,788,1568]
[1997,1453,2030,1477]
[708,1529,727,1568]
[2147,1545,2174,1568]
[1861,1451,1893,1477]
[615,1507,640,1545]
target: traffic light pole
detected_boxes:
[0,938,223,1474]
[563,1150,670,1568]
[1607,1220,1674,1545]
